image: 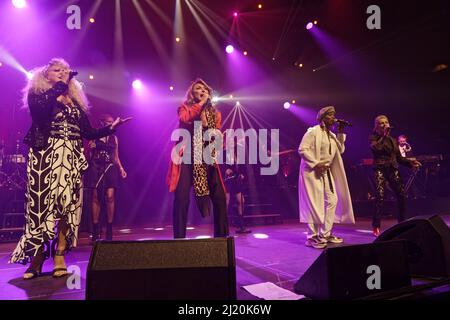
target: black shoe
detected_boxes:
[92,223,100,243]
[106,223,113,241]
[23,254,45,280]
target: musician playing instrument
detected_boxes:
[369,115,421,236]
[398,134,413,158]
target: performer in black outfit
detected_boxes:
[369,115,421,236]
[88,114,127,241]
[223,152,251,234]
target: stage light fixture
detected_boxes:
[306,22,313,30]
[12,0,26,9]
[226,45,234,54]
[132,79,143,90]
[283,102,291,109]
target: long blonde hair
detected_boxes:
[184,78,215,109]
[23,58,89,112]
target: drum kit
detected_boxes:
[0,139,27,190]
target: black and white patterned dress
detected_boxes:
[10,83,114,264]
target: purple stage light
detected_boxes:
[283,102,291,109]
[306,22,313,30]
[226,45,234,54]
[233,12,238,17]
[12,0,26,9]
[132,79,143,90]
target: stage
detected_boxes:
[1,216,449,300]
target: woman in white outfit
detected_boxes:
[298,106,355,249]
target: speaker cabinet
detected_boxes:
[86,237,236,300]
[375,214,450,277]
[294,240,411,299]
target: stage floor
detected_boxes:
[1,216,449,300]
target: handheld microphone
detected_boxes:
[335,119,352,127]
[68,70,78,81]
[203,97,212,109]
[382,125,394,136]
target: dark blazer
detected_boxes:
[369,133,412,169]
[23,81,114,150]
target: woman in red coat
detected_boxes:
[167,79,228,238]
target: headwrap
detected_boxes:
[316,106,335,122]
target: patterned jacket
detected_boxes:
[24,81,114,150]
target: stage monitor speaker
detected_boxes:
[86,237,236,300]
[294,240,411,300]
[374,214,450,277]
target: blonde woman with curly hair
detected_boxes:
[167,79,228,239]
[9,58,130,279]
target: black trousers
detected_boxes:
[372,166,407,228]
[173,163,229,238]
